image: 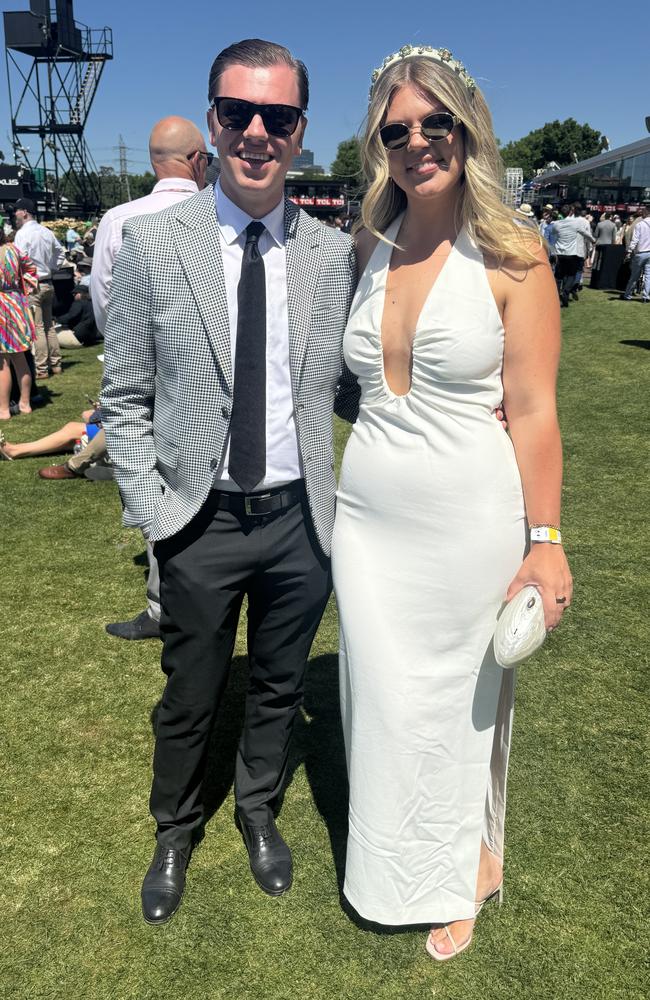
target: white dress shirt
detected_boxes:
[213,181,302,491]
[91,177,199,333]
[13,220,66,279]
[629,217,650,254]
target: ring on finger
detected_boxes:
[555,596,567,605]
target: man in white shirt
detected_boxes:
[549,203,594,306]
[91,116,209,642]
[623,205,650,302]
[13,198,66,379]
[101,39,358,924]
[91,116,209,335]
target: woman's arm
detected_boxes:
[499,245,573,629]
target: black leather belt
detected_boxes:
[212,481,304,518]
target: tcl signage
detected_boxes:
[289,196,345,207]
[586,202,641,212]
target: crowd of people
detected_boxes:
[0,202,101,420]
[1,33,645,967]
[516,200,650,305]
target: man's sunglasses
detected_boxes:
[211,97,304,138]
[187,151,216,165]
[379,112,460,151]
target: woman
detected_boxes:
[0,229,37,419]
[0,407,101,461]
[331,45,572,960]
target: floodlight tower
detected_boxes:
[3,0,113,216]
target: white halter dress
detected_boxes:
[332,215,527,925]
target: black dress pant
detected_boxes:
[555,254,581,302]
[151,486,331,849]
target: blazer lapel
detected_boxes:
[285,199,321,391]
[169,186,233,389]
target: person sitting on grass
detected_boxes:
[56,282,101,349]
[0,407,102,467]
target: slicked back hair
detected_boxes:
[208,38,309,110]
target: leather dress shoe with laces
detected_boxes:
[141,844,190,924]
[237,811,293,896]
[105,609,161,640]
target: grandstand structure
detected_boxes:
[3,0,113,215]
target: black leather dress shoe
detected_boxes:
[141,844,190,924]
[237,812,293,896]
[105,610,161,640]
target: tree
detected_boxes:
[331,138,362,181]
[128,171,156,200]
[500,119,608,180]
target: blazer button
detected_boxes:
[209,458,218,470]
[221,405,230,419]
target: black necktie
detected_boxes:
[229,221,267,493]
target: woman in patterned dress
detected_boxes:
[0,229,37,419]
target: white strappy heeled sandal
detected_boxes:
[425,883,503,962]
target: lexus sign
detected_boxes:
[0,165,27,201]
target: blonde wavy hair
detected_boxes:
[358,55,541,267]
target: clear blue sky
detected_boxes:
[1,0,647,175]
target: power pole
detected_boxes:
[118,134,131,201]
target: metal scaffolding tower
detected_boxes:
[3,1,113,216]
[504,167,524,209]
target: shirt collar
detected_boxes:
[152,177,199,195]
[215,180,285,247]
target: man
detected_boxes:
[55,283,99,349]
[549,203,594,306]
[92,116,209,641]
[574,209,594,296]
[92,116,209,334]
[623,204,650,302]
[37,425,110,480]
[13,198,66,379]
[594,211,617,247]
[592,210,617,274]
[101,39,359,924]
[622,211,642,250]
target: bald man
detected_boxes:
[92,117,210,334]
[92,116,211,641]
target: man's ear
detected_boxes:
[206,109,217,146]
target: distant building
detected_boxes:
[290,149,324,175]
[285,178,346,217]
[293,149,314,170]
[531,136,650,212]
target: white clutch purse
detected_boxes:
[493,585,546,668]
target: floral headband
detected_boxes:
[369,45,476,103]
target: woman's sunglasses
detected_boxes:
[211,97,304,138]
[379,112,460,151]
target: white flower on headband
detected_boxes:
[369,44,477,102]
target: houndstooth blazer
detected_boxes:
[100,185,359,555]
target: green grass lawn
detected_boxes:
[1,288,648,1000]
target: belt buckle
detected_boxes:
[244,492,272,516]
